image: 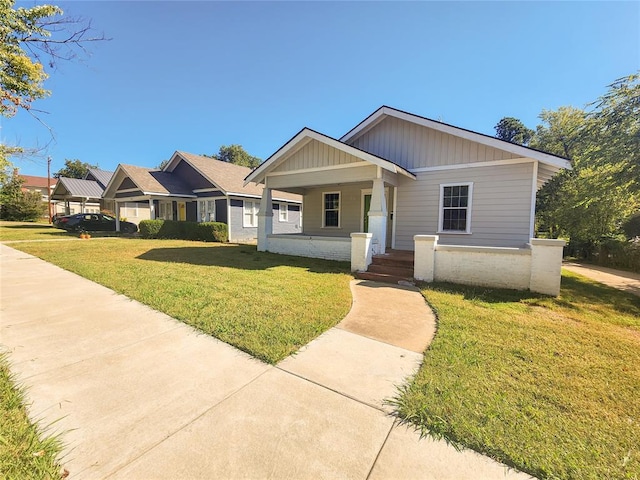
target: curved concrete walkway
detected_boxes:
[0,244,531,479]
[563,262,640,297]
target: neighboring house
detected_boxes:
[244,106,572,295]
[50,168,115,215]
[19,175,56,217]
[102,151,302,242]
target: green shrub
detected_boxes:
[138,219,227,243]
[138,219,164,239]
[596,237,640,272]
[198,222,228,242]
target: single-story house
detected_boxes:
[102,151,302,242]
[244,106,572,295]
[51,168,115,215]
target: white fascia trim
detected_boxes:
[437,182,474,235]
[193,188,223,194]
[141,192,197,198]
[411,157,533,173]
[530,161,539,239]
[227,191,302,204]
[245,128,415,185]
[266,161,371,177]
[343,107,571,170]
[102,165,130,199]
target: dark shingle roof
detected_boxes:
[120,164,195,196]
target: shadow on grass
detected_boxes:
[419,273,640,318]
[136,245,351,274]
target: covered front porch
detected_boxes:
[245,128,415,262]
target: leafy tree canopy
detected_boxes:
[0,169,45,220]
[54,158,97,179]
[1,0,106,178]
[205,145,261,169]
[533,72,640,258]
[494,117,534,145]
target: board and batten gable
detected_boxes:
[347,115,520,170]
[272,139,362,173]
[394,162,535,249]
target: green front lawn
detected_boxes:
[0,221,74,241]
[13,239,352,364]
[0,354,63,480]
[395,272,640,479]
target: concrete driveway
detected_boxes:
[1,244,531,479]
[563,262,640,297]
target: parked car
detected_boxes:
[53,213,138,234]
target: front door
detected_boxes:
[178,202,186,221]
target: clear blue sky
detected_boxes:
[5,1,639,177]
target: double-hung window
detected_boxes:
[243,200,259,227]
[159,201,173,220]
[323,192,340,228]
[199,200,216,222]
[439,183,472,233]
[278,203,288,222]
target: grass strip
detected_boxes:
[0,353,63,480]
[393,272,640,479]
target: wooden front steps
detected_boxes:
[355,249,415,285]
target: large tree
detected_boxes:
[1,0,106,176]
[0,170,46,220]
[533,73,640,258]
[205,145,262,169]
[54,159,97,179]
[494,117,534,145]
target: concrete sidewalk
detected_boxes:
[563,262,640,297]
[1,244,531,479]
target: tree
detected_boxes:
[1,0,106,176]
[54,159,97,179]
[0,170,46,220]
[494,117,534,145]
[532,73,640,259]
[206,145,261,169]
[157,159,170,170]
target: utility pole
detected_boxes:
[47,156,52,224]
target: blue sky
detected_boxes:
[5,1,639,177]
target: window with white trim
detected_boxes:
[199,200,216,222]
[323,192,340,228]
[122,202,138,218]
[243,200,259,228]
[159,201,173,220]
[439,183,472,233]
[278,203,288,222]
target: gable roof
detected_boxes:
[341,106,572,171]
[244,128,416,185]
[85,168,114,189]
[119,164,196,197]
[51,177,104,200]
[167,151,300,202]
[19,175,54,189]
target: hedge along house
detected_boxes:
[51,168,115,216]
[102,151,302,242]
[245,106,572,295]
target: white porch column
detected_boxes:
[149,198,155,220]
[368,173,387,255]
[529,238,566,296]
[414,235,438,282]
[257,182,273,252]
[115,202,121,232]
[350,232,373,272]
